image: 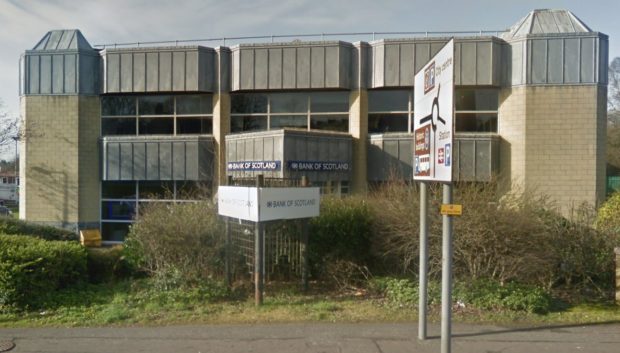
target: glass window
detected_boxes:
[101,96,136,116]
[368,90,410,112]
[138,96,174,115]
[231,94,268,114]
[270,93,307,113]
[177,117,212,134]
[310,115,348,132]
[369,113,409,133]
[270,115,307,130]
[177,95,212,115]
[455,113,498,133]
[102,222,131,242]
[102,118,136,136]
[455,89,498,111]
[138,181,174,199]
[310,92,349,112]
[231,116,268,133]
[101,201,136,220]
[102,181,135,199]
[139,118,174,135]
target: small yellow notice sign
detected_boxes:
[80,229,102,247]
[440,204,463,216]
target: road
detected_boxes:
[1,322,619,352]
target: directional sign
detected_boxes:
[413,39,454,182]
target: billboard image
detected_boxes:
[413,39,454,182]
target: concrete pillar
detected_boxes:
[213,93,230,186]
[349,89,368,193]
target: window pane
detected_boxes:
[231,94,268,114]
[177,117,213,134]
[139,118,174,135]
[102,181,135,199]
[101,96,136,116]
[455,89,498,111]
[102,118,136,136]
[455,113,498,132]
[177,94,212,114]
[310,115,348,132]
[270,115,307,130]
[102,222,131,242]
[368,113,409,133]
[101,201,136,220]
[270,93,307,113]
[231,115,268,133]
[368,90,410,112]
[310,92,349,112]
[138,96,174,115]
[138,181,174,199]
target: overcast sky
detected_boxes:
[0,0,618,149]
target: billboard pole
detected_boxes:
[418,181,429,340]
[441,183,453,353]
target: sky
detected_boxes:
[0,0,618,153]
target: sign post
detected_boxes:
[218,179,320,306]
[413,38,455,352]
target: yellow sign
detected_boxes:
[440,204,462,216]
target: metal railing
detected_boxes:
[93,29,509,49]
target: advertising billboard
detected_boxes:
[413,39,454,182]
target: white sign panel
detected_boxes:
[217,186,320,222]
[258,187,320,221]
[413,39,454,182]
[217,186,259,222]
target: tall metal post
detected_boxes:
[225,217,232,288]
[254,175,265,306]
[418,182,429,340]
[441,183,453,353]
[300,176,310,292]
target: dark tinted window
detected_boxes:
[177,117,212,134]
[231,94,268,114]
[368,90,410,112]
[102,118,136,136]
[177,95,212,115]
[102,181,135,199]
[368,113,409,133]
[231,116,268,133]
[455,89,498,111]
[102,222,131,242]
[139,96,174,115]
[455,113,498,132]
[270,115,307,129]
[270,93,307,113]
[139,118,174,134]
[310,92,349,112]
[101,201,136,220]
[310,115,348,132]
[102,96,136,116]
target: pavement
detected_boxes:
[1,322,619,353]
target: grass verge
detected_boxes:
[1,279,618,328]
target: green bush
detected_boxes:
[308,197,373,282]
[0,234,87,310]
[86,246,132,284]
[0,217,77,241]
[380,277,441,307]
[124,200,224,286]
[455,279,552,314]
[596,192,620,237]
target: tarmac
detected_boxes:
[1,321,619,353]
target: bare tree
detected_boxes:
[0,99,19,152]
[609,57,620,125]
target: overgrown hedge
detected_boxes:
[0,217,77,241]
[0,234,87,309]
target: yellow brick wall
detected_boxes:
[349,89,368,193]
[499,85,606,214]
[20,95,100,228]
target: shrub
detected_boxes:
[380,277,441,307]
[0,217,77,241]
[308,196,373,283]
[124,201,224,285]
[596,192,620,237]
[86,246,131,284]
[0,234,87,309]
[454,279,552,314]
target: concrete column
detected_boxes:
[213,93,230,187]
[349,89,368,193]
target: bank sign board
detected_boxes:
[217,186,320,222]
[413,39,454,182]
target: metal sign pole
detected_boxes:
[255,175,265,306]
[418,181,429,340]
[441,183,453,353]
